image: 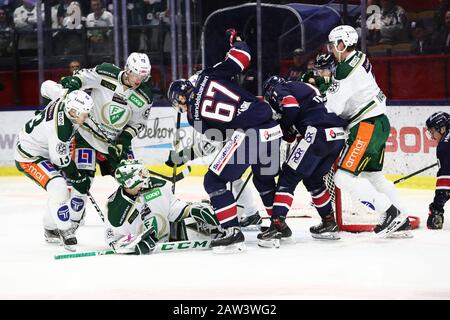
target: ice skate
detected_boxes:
[257,216,292,248]
[44,228,60,244]
[211,226,246,253]
[386,218,413,239]
[59,228,77,252]
[240,211,262,231]
[310,214,340,240]
[374,205,408,238]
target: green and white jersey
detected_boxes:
[14,98,76,169]
[104,180,187,247]
[72,63,153,153]
[325,50,387,128]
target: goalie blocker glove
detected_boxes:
[135,228,157,255]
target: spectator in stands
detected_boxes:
[0,7,13,57]
[13,0,44,56]
[86,0,113,54]
[54,1,84,55]
[435,10,450,54]
[69,59,81,74]
[433,0,450,42]
[378,0,408,44]
[286,48,304,81]
[410,20,435,55]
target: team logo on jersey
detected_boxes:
[128,93,145,108]
[143,188,162,202]
[109,105,126,124]
[71,198,85,212]
[56,142,68,155]
[57,205,70,221]
[237,101,250,116]
[328,80,340,94]
[57,111,65,126]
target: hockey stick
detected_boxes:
[393,162,438,185]
[86,190,105,222]
[172,112,182,193]
[54,239,212,260]
[235,172,253,202]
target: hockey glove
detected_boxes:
[135,228,157,255]
[225,28,242,47]
[60,76,82,93]
[165,148,191,167]
[68,173,92,194]
[427,203,444,229]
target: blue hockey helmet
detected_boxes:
[263,75,285,112]
[167,79,194,112]
[426,111,450,131]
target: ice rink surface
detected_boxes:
[1,175,449,300]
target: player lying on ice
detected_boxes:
[166,28,282,253]
[15,91,94,252]
[105,159,222,255]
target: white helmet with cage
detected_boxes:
[125,52,151,81]
[63,90,94,119]
[114,159,150,190]
[328,25,359,52]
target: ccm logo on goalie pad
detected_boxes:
[210,131,245,175]
[76,148,95,171]
[287,126,317,170]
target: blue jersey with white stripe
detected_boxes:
[433,129,450,210]
[273,81,347,135]
[186,41,275,137]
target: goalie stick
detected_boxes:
[54,239,212,260]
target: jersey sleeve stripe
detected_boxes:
[227,48,251,70]
[436,177,450,190]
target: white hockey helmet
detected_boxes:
[63,90,94,119]
[125,52,151,81]
[114,159,150,190]
[328,25,359,51]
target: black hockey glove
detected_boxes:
[165,147,192,167]
[427,203,444,229]
[60,76,82,93]
[135,228,157,255]
[68,173,92,194]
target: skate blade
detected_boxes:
[212,242,246,254]
[376,215,408,238]
[45,237,61,244]
[241,225,262,232]
[63,244,77,252]
[386,230,413,239]
[280,237,296,244]
[311,232,341,240]
[257,238,280,248]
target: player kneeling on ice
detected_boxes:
[425,112,450,230]
[105,159,221,255]
[258,76,347,247]
[14,91,94,251]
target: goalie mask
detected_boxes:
[114,159,150,190]
[263,75,285,114]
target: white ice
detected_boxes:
[0,175,449,300]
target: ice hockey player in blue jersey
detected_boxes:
[258,76,348,247]
[425,111,450,229]
[167,29,282,252]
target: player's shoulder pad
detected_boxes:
[95,63,121,80]
[135,82,153,105]
[335,51,364,81]
[55,102,74,141]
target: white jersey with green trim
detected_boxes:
[104,183,187,247]
[14,99,76,169]
[70,64,152,154]
[325,50,387,128]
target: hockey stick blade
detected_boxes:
[54,239,211,260]
[148,165,191,183]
